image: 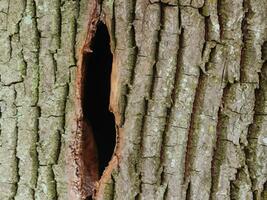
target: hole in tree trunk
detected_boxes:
[82,22,116,178]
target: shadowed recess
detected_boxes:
[83,22,116,176]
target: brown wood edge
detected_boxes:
[68,0,121,199]
[68,0,100,199]
[93,9,121,200]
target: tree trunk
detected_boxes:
[0,0,266,200]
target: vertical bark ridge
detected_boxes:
[202,0,220,42]
[0,0,25,198]
[15,0,40,199]
[178,1,228,199]
[139,2,165,198]
[112,2,162,199]
[217,0,243,83]
[185,43,226,200]
[210,84,256,200]
[36,0,80,198]
[240,0,267,84]
[103,0,138,143]
[1,0,88,199]
[139,3,180,199]
[110,0,137,126]
[246,48,267,199]
[0,86,18,199]
[210,0,267,199]
[36,0,61,199]
[161,5,205,200]
[208,0,245,199]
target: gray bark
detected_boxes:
[0,0,267,200]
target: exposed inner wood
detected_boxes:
[83,21,115,178]
[71,1,101,199]
[75,16,117,200]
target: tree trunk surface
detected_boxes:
[0,0,266,200]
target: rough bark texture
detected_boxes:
[0,0,266,200]
[0,0,92,199]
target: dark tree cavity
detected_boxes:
[83,22,116,176]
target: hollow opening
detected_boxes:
[82,22,116,176]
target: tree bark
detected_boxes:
[0,0,266,200]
